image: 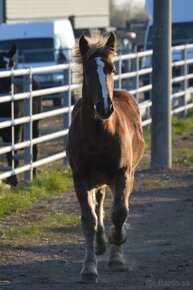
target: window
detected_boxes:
[0,38,54,63]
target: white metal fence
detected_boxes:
[1,44,193,183]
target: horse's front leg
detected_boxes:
[73,175,98,283]
[95,187,106,255]
[108,169,134,270]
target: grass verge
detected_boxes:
[141,109,193,168]
[2,210,80,244]
[0,167,72,220]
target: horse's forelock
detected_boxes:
[74,35,116,65]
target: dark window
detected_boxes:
[0,38,54,63]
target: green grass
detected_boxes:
[2,210,80,243]
[0,167,72,219]
[140,109,193,168]
[143,109,193,150]
[173,147,193,166]
[172,109,193,139]
[143,126,151,151]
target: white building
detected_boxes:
[0,0,109,33]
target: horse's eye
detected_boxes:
[109,64,116,74]
[110,66,115,74]
[112,67,116,74]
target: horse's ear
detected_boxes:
[79,35,89,56]
[105,32,116,51]
[8,43,17,58]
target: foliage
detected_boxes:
[110,0,147,28]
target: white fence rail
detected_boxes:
[1,44,193,183]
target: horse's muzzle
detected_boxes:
[96,102,114,119]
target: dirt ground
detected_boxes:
[0,165,193,290]
[0,105,193,289]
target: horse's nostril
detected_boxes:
[109,104,114,112]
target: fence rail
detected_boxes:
[1,43,193,183]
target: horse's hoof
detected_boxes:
[80,272,99,284]
[108,261,126,272]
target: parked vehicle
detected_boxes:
[0,20,76,105]
[142,0,193,100]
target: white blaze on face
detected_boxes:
[95,56,109,110]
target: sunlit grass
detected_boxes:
[143,109,193,150]
[2,210,80,243]
[173,147,193,166]
[172,109,193,139]
[0,167,72,219]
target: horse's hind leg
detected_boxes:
[73,175,99,283]
[95,187,106,255]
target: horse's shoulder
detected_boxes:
[113,89,139,113]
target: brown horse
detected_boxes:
[66,32,144,283]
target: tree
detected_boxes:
[110,0,147,28]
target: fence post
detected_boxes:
[23,70,33,182]
[181,47,188,116]
[132,46,140,102]
[63,65,70,164]
[151,0,172,169]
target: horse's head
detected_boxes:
[79,32,116,120]
[0,44,16,93]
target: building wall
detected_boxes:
[5,0,109,29]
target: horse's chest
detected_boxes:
[81,138,120,171]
